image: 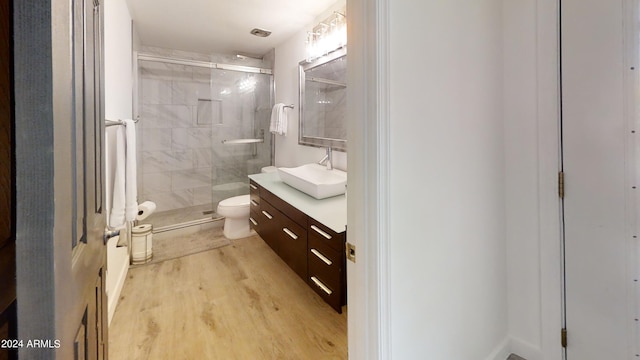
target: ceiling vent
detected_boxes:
[250,28,271,37]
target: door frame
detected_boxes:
[14,0,59,351]
[346,0,391,358]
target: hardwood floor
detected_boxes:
[109,235,347,359]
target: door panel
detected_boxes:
[561,0,632,358]
[65,0,108,358]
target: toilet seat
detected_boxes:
[218,194,250,209]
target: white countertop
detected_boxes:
[248,172,347,233]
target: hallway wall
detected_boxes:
[387,0,508,358]
[104,0,133,325]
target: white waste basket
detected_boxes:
[131,224,153,264]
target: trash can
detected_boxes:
[131,224,153,265]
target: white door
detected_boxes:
[561,0,635,358]
[64,0,109,358]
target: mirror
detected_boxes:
[298,46,347,151]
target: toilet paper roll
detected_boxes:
[136,201,156,221]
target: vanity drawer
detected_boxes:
[307,218,345,252]
[309,275,342,313]
[261,188,307,228]
[249,209,261,233]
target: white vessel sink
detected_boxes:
[277,163,347,199]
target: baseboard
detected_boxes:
[485,337,511,360]
[508,336,544,360]
[107,236,129,326]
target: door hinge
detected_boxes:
[558,171,565,199]
[561,328,567,348]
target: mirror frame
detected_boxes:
[298,46,347,151]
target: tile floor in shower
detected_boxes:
[144,204,222,230]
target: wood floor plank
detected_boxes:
[109,235,347,359]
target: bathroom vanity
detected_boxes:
[248,172,347,313]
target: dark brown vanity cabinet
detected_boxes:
[249,179,346,313]
[250,181,308,281]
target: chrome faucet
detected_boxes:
[318,147,333,170]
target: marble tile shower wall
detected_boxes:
[138,61,214,213]
[137,47,272,214]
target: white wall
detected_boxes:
[273,1,347,171]
[387,1,508,358]
[104,0,133,325]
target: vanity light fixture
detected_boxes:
[306,9,347,61]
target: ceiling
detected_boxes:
[125,0,339,57]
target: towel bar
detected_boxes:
[105,117,140,127]
[221,138,264,145]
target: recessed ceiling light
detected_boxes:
[250,28,271,37]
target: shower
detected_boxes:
[135,48,274,231]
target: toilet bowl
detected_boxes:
[218,167,275,239]
[217,194,253,239]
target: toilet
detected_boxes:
[217,194,253,239]
[217,166,277,239]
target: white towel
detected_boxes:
[124,119,138,221]
[108,119,139,228]
[109,126,126,228]
[269,103,287,135]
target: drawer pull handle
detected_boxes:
[249,217,258,226]
[250,200,259,206]
[311,276,333,295]
[261,210,273,219]
[283,227,298,240]
[311,248,333,266]
[249,184,258,190]
[311,225,332,239]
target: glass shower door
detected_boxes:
[208,69,273,207]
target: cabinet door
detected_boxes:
[277,218,308,281]
[257,200,279,253]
